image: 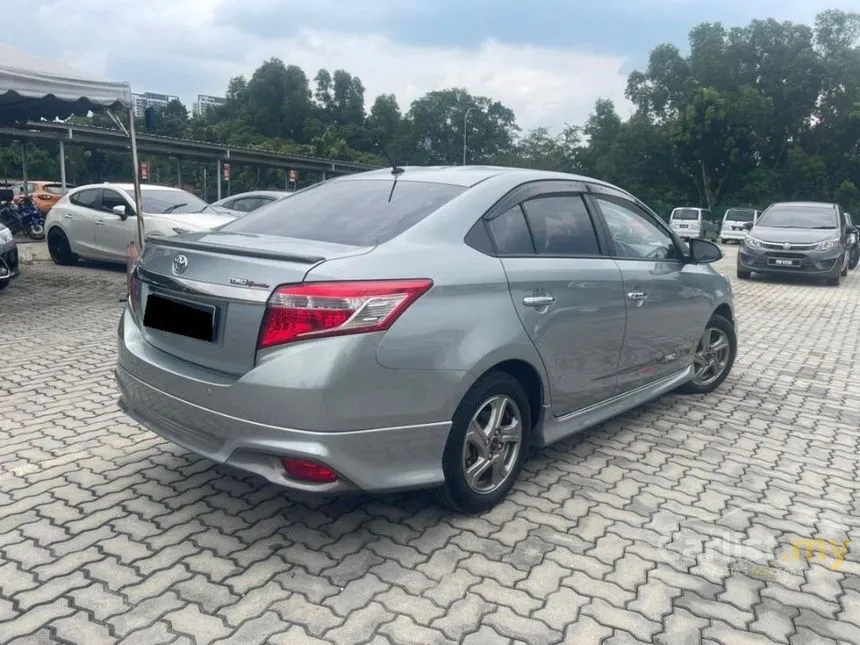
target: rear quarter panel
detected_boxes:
[304,240,551,398]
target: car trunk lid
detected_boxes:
[130,231,370,375]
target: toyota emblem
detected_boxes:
[782,242,791,250]
[172,254,188,274]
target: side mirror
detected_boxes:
[112,204,128,220]
[742,221,754,230]
[687,238,723,264]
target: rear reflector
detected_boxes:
[258,279,433,348]
[281,457,338,483]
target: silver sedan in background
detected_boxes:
[209,190,291,217]
[116,166,736,513]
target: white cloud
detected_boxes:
[11,0,632,133]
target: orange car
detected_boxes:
[13,181,75,214]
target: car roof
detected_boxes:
[72,183,185,193]
[228,190,289,198]
[334,165,631,193]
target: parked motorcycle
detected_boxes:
[0,190,45,239]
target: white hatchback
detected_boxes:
[45,183,236,265]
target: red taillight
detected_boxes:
[258,279,433,349]
[281,457,337,483]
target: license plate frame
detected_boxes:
[768,257,800,268]
[143,293,217,342]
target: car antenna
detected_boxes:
[375,138,404,203]
[375,138,404,176]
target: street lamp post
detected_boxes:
[463,106,475,165]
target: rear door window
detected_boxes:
[221,179,466,246]
[70,188,102,210]
[487,205,535,255]
[521,195,601,256]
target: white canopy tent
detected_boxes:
[0,42,145,252]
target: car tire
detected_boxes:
[48,228,77,266]
[737,268,751,279]
[849,247,860,270]
[436,371,532,514]
[827,274,841,286]
[0,280,8,291]
[677,313,737,396]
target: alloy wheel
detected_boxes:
[691,327,731,387]
[461,394,523,494]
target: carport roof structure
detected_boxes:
[0,42,132,123]
[0,42,144,251]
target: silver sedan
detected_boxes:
[116,165,736,513]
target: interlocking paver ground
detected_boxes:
[1,246,859,644]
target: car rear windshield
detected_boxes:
[756,205,839,229]
[672,208,700,220]
[724,208,756,222]
[43,184,72,195]
[219,179,467,246]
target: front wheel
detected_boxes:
[436,372,532,513]
[737,267,751,279]
[47,228,77,265]
[28,223,45,239]
[677,313,737,395]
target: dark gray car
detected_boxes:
[116,166,737,513]
[737,201,854,286]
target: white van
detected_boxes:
[669,207,718,241]
[720,208,761,243]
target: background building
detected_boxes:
[194,94,227,117]
[132,92,180,117]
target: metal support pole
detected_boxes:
[129,107,146,253]
[177,159,181,188]
[216,159,222,201]
[203,167,207,202]
[20,144,28,196]
[59,139,67,189]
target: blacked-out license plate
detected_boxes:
[143,293,216,342]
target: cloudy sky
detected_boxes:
[6,0,856,132]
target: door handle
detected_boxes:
[95,220,105,226]
[523,295,555,307]
[63,214,72,219]
[627,291,648,301]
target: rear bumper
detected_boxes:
[720,229,748,240]
[116,365,451,493]
[114,308,461,493]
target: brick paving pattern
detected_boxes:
[1,247,859,644]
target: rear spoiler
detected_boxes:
[148,236,325,264]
